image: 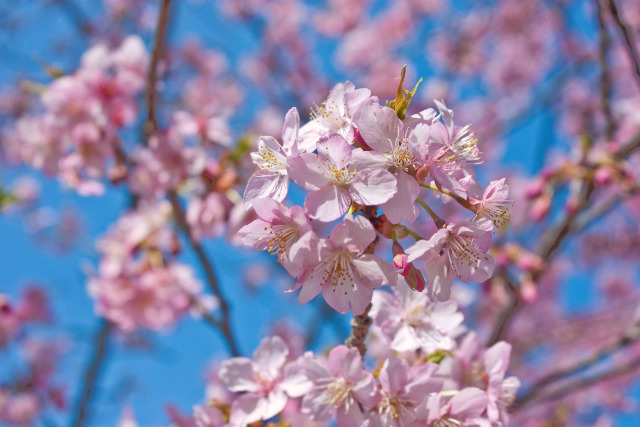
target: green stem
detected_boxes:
[420,183,473,210]
[401,226,423,241]
[416,197,446,229]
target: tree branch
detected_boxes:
[70,321,111,427]
[607,0,640,87]
[513,320,640,408]
[168,191,240,357]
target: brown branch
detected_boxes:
[144,0,172,137]
[487,277,520,346]
[596,0,616,140]
[168,191,240,357]
[345,303,373,358]
[607,0,640,87]
[514,352,640,410]
[513,320,640,409]
[70,321,111,427]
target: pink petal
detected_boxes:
[350,168,397,206]
[229,393,267,425]
[219,358,259,392]
[281,107,300,156]
[297,267,324,305]
[317,134,352,170]
[381,171,421,224]
[450,387,489,419]
[305,185,351,222]
[425,255,454,302]
[243,171,288,207]
[253,336,288,379]
[353,255,398,288]
[328,215,375,252]
[405,230,448,262]
[379,357,409,394]
[287,153,328,190]
[353,103,400,152]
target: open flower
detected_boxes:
[406,219,495,301]
[353,103,425,224]
[471,178,512,228]
[288,134,397,222]
[370,283,464,353]
[299,345,380,426]
[298,81,373,148]
[292,215,397,314]
[244,107,303,207]
[219,336,310,426]
[238,198,319,277]
[366,357,442,427]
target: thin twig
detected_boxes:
[70,321,111,427]
[168,191,240,357]
[144,0,172,137]
[514,320,640,408]
[607,0,640,87]
[596,0,616,140]
[487,278,519,346]
[515,353,640,409]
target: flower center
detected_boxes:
[256,140,287,173]
[265,224,300,258]
[311,102,348,133]
[313,377,354,410]
[446,233,489,277]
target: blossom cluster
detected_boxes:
[4,36,148,195]
[181,287,518,427]
[239,80,510,312]
[87,202,215,332]
[0,289,65,426]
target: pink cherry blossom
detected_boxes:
[238,198,318,277]
[288,134,397,222]
[298,81,374,148]
[219,336,310,426]
[352,102,426,224]
[406,219,495,301]
[471,178,512,228]
[370,282,464,353]
[244,107,304,206]
[366,357,442,427]
[293,215,397,314]
[299,345,380,426]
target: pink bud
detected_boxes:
[594,167,611,186]
[520,278,538,303]
[524,179,544,199]
[393,254,411,276]
[406,265,426,292]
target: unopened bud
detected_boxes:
[520,276,538,303]
[594,167,611,186]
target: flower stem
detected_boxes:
[401,226,423,241]
[420,183,473,210]
[416,197,446,229]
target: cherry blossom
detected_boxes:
[288,134,397,222]
[219,336,310,426]
[406,219,495,301]
[298,345,380,426]
[292,215,397,314]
